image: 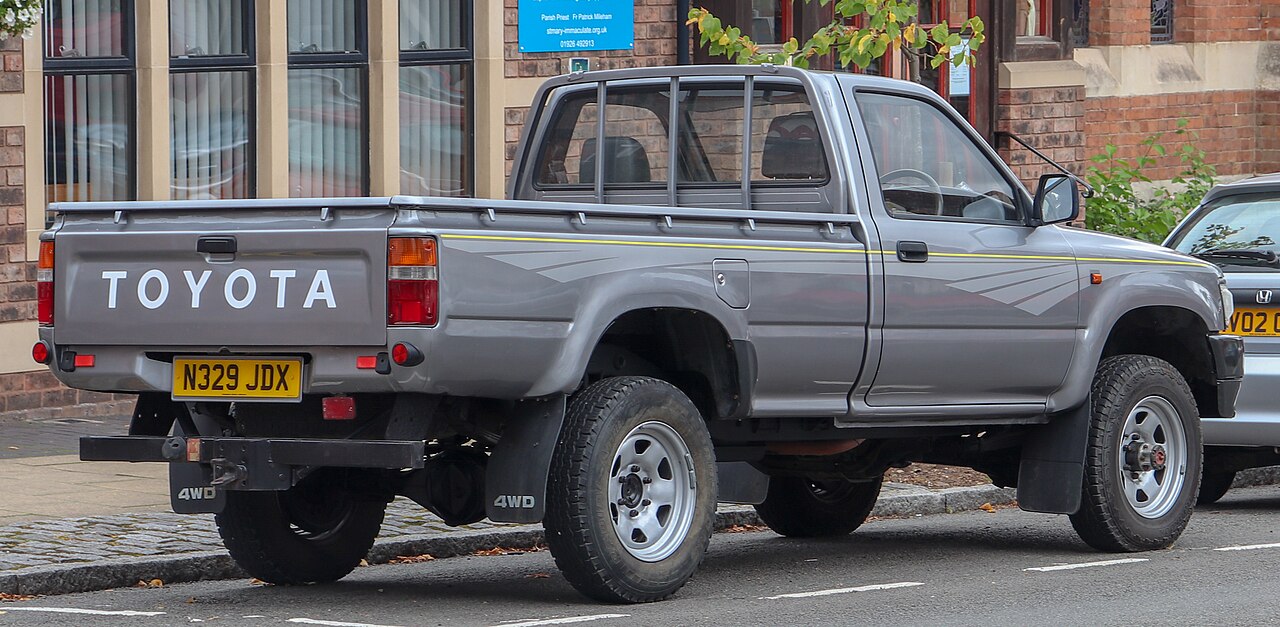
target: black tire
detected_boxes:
[1197,469,1236,505]
[545,377,717,603]
[215,471,387,585]
[754,475,882,538]
[1070,355,1202,552]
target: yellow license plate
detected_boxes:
[1228,306,1280,337]
[172,357,304,401]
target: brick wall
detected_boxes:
[1084,91,1264,181]
[996,86,1087,191]
[1174,0,1272,43]
[1088,0,1149,46]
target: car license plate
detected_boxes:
[1228,306,1280,337]
[172,357,304,401]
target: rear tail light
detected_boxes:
[31,341,49,364]
[37,240,53,325]
[387,237,438,326]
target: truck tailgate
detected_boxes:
[53,207,393,347]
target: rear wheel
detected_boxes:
[215,470,387,585]
[754,475,882,538]
[1197,469,1236,505]
[544,377,717,603]
[1070,355,1202,552]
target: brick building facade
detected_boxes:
[2,0,1278,419]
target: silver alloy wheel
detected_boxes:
[1118,395,1187,519]
[607,420,697,562]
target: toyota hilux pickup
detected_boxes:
[37,66,1242,603]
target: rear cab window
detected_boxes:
[530,79,837,212]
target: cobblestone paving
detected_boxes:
[0,498,519,573]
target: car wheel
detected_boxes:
[1197,469,1236,505]
[215,470,387,585]
[544,376,717,603]
[1070,355,1202,552]
[754,475,882,538]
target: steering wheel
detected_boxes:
[879,168,945,216]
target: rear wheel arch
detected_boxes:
[583,308,751,420]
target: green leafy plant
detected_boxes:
[687,0,985,76]
[0,0,40,39]
[1084,120,1218,243]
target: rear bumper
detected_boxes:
[1204,351,1280,447]
[1208,334,1245,419]
[81,435,425,490]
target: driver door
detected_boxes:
[852,91,1079,408]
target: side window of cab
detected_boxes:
[855,92,1021,223]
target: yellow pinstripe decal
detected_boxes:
[441,233,1212,268]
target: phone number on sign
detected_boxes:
[560,39,596,48]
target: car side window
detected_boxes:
[856,92,1020,223]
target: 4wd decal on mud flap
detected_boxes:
[493,494,536,509]
[176,487,218,501]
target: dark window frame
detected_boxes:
[399,0,475,197]
[286,0,370,196]
[43,0,140,212]
[1150,0,1174,44]
[169,0,257,198]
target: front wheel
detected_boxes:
[215,470,387,585]
[1069,355,1202,552]
[544,377,717,603]
[754,475,882,538]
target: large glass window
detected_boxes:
[857,92,1019,222]
[288,0,367,197]
[43,0,135,205]
[170,0,254,200]
[399,0,472,197]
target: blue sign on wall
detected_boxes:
[518,0,635,54]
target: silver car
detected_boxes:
[1165,173,1280,503]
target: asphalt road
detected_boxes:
[4,486,1280,627]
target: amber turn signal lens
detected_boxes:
[37,241,54,270]
[388,237,437,267]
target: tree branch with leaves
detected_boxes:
[687,0,985,80]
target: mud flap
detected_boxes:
[485,394,566,523]
[169,407,226,514]
[1017,397,1089,514]
[716,462,769,504]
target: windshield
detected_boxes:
[1169,192,1280,256]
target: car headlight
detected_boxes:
[1220,279,1235,323]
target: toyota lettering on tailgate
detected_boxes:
[99,269,337,310]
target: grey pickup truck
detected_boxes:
[37,66,1242,603]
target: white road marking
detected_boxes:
[760,581,924,600]
[288,619,406,627]
[490,614,631,627]
[1024,558,1149,572]
[1214,542,1280,552]
[0,607,166,617]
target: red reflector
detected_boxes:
[186,438,202,462]
[37,281,53,325]
[73,354,95,368]
[31,342,49,364]
[391,343,409,365]
[387,279,438,325]
[323,396,357,421]
[356,355,378,369]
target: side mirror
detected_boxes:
[1032,174,1080,226]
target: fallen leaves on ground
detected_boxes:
[722,524,768,533]
[525,572,552,579]
[359,559,369,567]
[248,578,271,586]
[979,502,997,513]
[0,593,36,602]
[472,544,546,557]
[136,579,164,588]
[389,554,437,564]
